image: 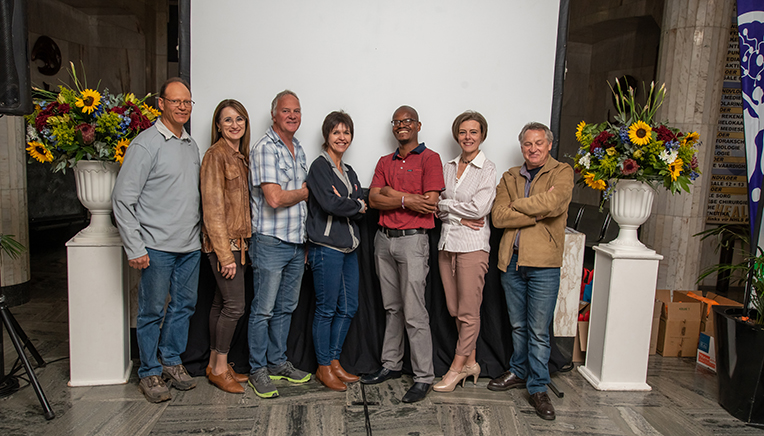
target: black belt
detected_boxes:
[381,227,427,238]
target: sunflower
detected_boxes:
[26,141,53,163]
[114,138,130,164]
[628,120,652,146]
[583,172,607,190]
[141,103,161,120]
[682,131,700,146]
[75,89,101,114]
[575,121,586,142]
[669,157,683,181]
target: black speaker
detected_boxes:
[0,0,31,115]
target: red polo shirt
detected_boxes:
[370,143,445,230]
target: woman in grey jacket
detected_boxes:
[306,111,367,392]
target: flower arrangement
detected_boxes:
[24,63,160,172]
[572,81,701,201]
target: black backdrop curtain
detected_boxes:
[182,207,569,379]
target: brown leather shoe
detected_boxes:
[208,368,245,393]
[330,360,359,383]
[208,364,247,383]
[487,370,526,391]
[316,365,347,392]
[228,363,248,383]
[529,391,556,420]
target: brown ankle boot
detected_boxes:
[316,365,347,391]
[330,360,359,383]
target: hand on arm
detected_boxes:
[511,166,574,219]
[261,182,309,209]
[491,174,536,229]
[369,186,437,214]
[461,217,485,230]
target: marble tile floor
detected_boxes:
[1,227,763,435]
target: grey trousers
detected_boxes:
[374,231,434,384]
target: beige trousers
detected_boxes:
[438,250,489,357]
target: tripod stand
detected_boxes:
[0,294,55,420]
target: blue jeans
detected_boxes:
[136,248,200,378]
[308,243,359,366]
[500,253,560,395]
[248,234,305,371]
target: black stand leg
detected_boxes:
[0,296,55,420]
[548,380,564,398]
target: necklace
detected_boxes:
[461,156,473,165]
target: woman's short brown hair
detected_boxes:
[451,111,488,142]
[321,111,354,150]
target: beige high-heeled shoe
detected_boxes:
[433,368,468,392]
[462,362,480,385]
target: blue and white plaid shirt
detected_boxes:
[249,126,308,244]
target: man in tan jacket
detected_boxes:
[488,122,573,421]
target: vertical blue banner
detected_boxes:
[738,1,764,245]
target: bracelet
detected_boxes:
[401,196,405,209]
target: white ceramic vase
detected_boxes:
[606,179,655,251]
[73,160,120,241]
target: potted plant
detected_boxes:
[23,63,160,240]
[572,79,702,249]
[697,225,764,425]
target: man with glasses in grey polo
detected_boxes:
[113,77,201,403]
[361,105,444,403]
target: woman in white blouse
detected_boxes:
[433,111,497,392]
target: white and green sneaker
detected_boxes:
[249,367,279,398]
[268,361,311,383]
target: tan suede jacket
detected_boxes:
[492,156,574,272]
[200,139,251,266]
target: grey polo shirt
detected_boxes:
[112,118,202,259]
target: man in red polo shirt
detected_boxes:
[360,105,445,403]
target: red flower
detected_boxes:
[35,102,69,131]
[110,106,126,115]
[691,155,699,170]
[655,125,676,143]
[590,131,614,152]
[622,159,639,175]
[129,112,151,131]
[76,123,96,144]
[35,114,51,131]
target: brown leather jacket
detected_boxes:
[492,156,574,271]
[201,139,251,266]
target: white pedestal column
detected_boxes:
[66,233,131,386]
[578,244,662,391]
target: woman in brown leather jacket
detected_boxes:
[200,99,252,393]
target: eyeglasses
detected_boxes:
[221,116,246,126]
[391,118,417,126]
[162,98,195,107]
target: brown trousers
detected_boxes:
[438,250,489,357]
[208,251,246,354]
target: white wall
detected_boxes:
[190,0,561,186]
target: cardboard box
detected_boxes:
[572,302,590,363]
[697,332,716,371]
[671,291,741,371]
[572,321,589,363]
[656,290,702,357]
[691,291,741,338]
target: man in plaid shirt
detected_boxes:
[247,90,311,399]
